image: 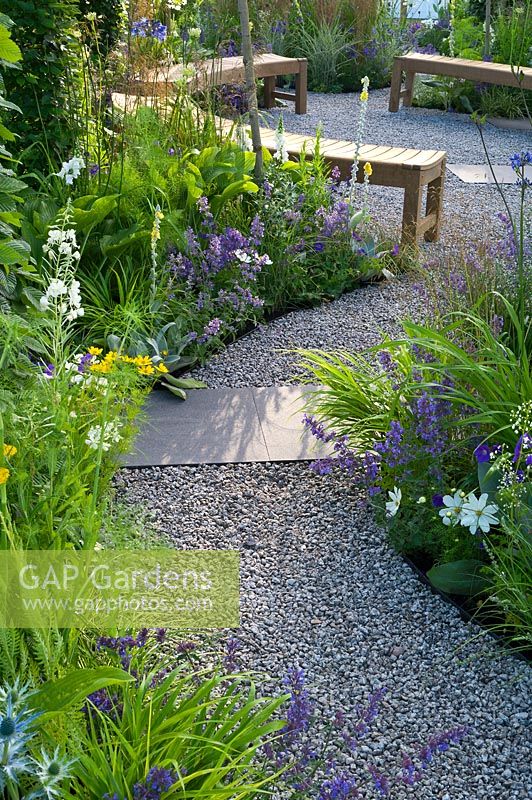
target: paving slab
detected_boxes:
[252,385,330,462]
[487,116,532,132]
[126,388,269,466]
[447,163,531,184]
[124,386,331,466]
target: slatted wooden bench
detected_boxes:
[230,120,446,244]
[390,52,532,112]
[111,93,445,244]
[136,53,308,114]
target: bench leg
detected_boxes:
[389,59,402,112]
[295,59,307,114]
[424,161,446,242]
[263,76,276,109]
[401,173,423,244]
[403,70,415,107]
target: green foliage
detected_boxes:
[485,510,532,649]
[0,14,31,298]
[2,0,81,169]
[401,297,531,446]
[289,18,351,93]
[29,667,134,720]
[492,3,532,67]
[427,559,489,596]
[72,655,286,799]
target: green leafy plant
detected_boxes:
[0,14,31,304]
[3,0,81,169]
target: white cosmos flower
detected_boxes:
[439,491,465,527]
[460,492,499,535]
[385,486,401,517]
[234,249,252,263]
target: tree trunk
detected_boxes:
[237,0,263,181]
[484,0,491,59]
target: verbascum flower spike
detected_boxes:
[349,76,370,210]
[362,161,372,212]
[150,205,164,302]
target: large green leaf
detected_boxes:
[71,195,118,232]
[28,667,134,720]
[0,25,22,64]
[100,225,149,257]
[427,559,489,597]
[0,237,30,266]
[0,172,26,194]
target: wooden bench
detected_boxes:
[137,53,308,114]
[111,93,446,244]
[219,116,446,244]
[390,52,532,112]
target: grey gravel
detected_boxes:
[190,276,423,386]
[117,463,532,799]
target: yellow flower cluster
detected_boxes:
[0,467,9,485]
[364,162,372,177]
[3,444,16,458]
[89,351,169,377]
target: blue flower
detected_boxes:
[431,493,444,508]
[473,443,491,463]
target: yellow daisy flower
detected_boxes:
[88,346,103,356]
[0,467,10,485]
[156,363,169,374]
[3,444,17,458]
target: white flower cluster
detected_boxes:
[85,421,122,451]
[439,491,499,535]
[273,114,288,163]
[65,355,107,389]
[385,486,500,535]
[56,155,85,186]
[39,216,84,323]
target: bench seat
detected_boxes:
[112,93,446,244]
[135,53,308,114]
[390,52,532,112]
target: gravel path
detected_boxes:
[118,91,531,798]
[190,276,424,386]
[117,463,532,799]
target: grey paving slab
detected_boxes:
[252,385,331,462]
[124,385,332,467]
[125,388,269,466]
[447,163,531,184]
[487,116,532,131]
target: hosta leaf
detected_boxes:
[0,26,22,64]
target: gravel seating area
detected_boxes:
[265,88,529,247]
[119,92,531,798]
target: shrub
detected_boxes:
[3,0,81,169]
